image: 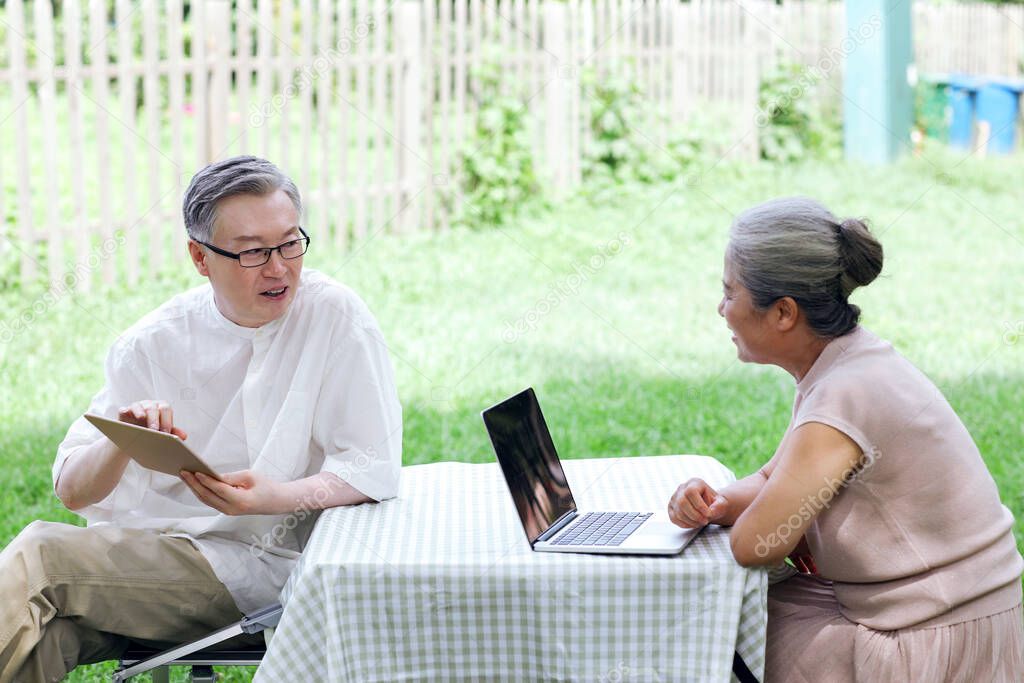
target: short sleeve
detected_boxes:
[53,338,155,521]
[792,378,876,458]
[313,319,402,502]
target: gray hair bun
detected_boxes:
[836,218,884,297]
[728,197,885,338]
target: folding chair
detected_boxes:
[112,603,282,682]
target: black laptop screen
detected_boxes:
[482,388,576,544]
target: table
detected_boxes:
[255,455,768,682]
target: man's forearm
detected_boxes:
[54,437,132,511]
[273,471,373,515]
[715,469,770,526]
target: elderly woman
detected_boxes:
[668,197,1024,681]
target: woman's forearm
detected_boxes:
[715,469,770,526]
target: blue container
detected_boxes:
[947,75,981,149]
[975,78,1024,154]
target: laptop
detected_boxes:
[481,388,701,555]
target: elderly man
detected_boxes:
[0,156,402,682]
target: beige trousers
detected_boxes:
[0,521,258,683]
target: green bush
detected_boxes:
[756,61,841,162]
[449,59,541,229]
[580,64,709,185]
[581,67,651,182]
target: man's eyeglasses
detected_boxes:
[194,227,311,268]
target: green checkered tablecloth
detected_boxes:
[255,455,768,682]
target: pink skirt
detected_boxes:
[766,573,1024,683]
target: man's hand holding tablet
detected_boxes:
[88,403,302,516]
[117,400,188,441]
[84,407,222,481]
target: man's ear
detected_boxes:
[188,240,210,278]
[773,296,800,332]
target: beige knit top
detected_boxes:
[791,326,1022,631]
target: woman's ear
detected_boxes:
[774,296,800,332]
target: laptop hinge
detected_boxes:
[535,510,578,544]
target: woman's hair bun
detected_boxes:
[837,217,883,295]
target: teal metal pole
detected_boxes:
[843,0,913,163]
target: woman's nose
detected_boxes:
[717,297,725,317]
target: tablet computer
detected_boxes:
[84,413,222,480]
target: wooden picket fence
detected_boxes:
[0,0,1022,289]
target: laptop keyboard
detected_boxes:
[551,512,653,546]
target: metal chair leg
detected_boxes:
[189,664,217,682]
[151,666,170,683]
[113,603,282,682]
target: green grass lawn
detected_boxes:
[1,149,1022,681]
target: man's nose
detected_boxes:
[717,298,725,317]
[263,249,288,275]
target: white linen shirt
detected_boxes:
[52,268,402,613]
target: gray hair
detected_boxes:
[182,155,302,242]
[727,197,883,338]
